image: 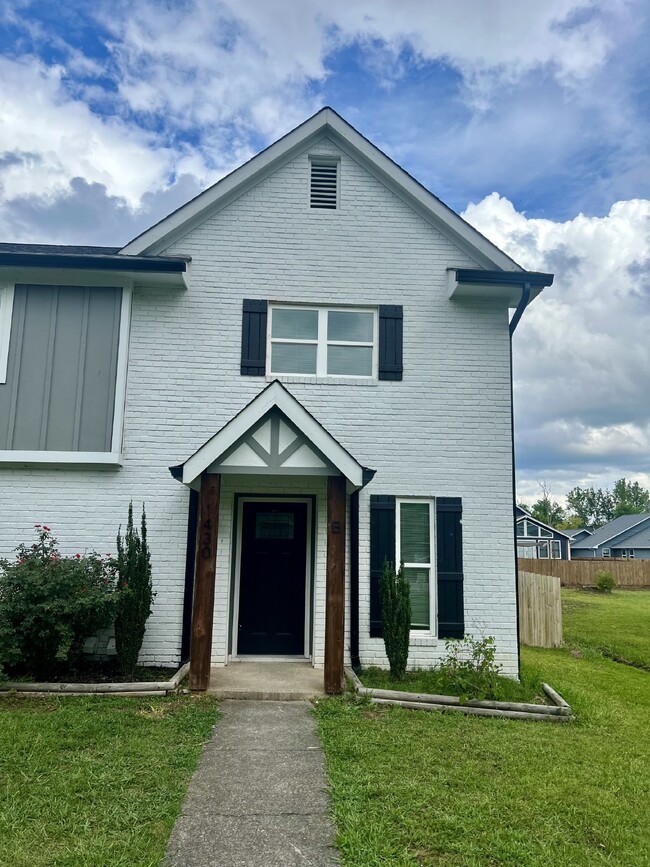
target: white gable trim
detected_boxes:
[179,380,366,488]
[119,108,521,272]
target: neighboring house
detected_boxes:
[563,527,593,544]
[0,108,553,691]
[571,513,650,559]
[515,506,572,560]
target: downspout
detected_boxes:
[349,491,361,673]
[508,282,531,679]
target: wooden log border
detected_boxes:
[0,661,190,696]
[345,668,573,722]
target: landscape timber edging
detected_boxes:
[0,661,190,696]
[345,667,573,722]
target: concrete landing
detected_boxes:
[207,662,325,701]
[164,700,339,867]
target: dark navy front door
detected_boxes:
[238,502,307,655]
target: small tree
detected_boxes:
[379,559,411,680]
[115,503,154,676]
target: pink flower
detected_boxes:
[75,553,81,559]
[34,524,41,529]
[43,525,51,532]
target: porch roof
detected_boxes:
[169,380,375,492]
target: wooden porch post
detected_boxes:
[189,472,220,691]
[325,475,346,695]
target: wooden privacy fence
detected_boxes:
[518,571,562,648]
[520,557,650,588]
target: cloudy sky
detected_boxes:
[1,0,648,506]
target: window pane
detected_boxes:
[271,343,317,374]
[327,310,374,342]
[539,542,549,558]
[327,345,373,376]
[272,308,318,339]
[400,502,430,563]
[526,523,539,537]
[404,567,430,629]
[539,527,553,538]
[516,522,524,536]
[550,540,561,559]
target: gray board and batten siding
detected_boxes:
[0,284,121,452]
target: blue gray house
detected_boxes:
[515,506,572,560]
[571,513,650,559]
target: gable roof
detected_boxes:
[169,380,374,491]
[606,523,650,550]
[563,527,592,540]
[571,513,650,549]
[515,506,572,539]
[119,107,523,272]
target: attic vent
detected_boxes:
[310,161,338,209]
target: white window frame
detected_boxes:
[268,304,378,379]
[602,548,611,558]
[396,497,436,636]
[0,283,15,384]
[0,279,131,466]
[550,540,562,559]
[621,549,635,559]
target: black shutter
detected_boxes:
[241,299,268,375]
[378,305,403,381]
[436,497,464,638]
[369,495,396,637]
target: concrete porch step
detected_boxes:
[207,661,325,701]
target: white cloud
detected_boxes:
[0,56,173,206]
[463,193,650,496]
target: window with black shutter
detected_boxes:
[241,299,268,376]
[378,305,403,380]
[436,498,464,638]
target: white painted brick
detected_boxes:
[0,136,518,675]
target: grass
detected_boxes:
[562,588,650,669]
[315,591,650,866]
[360,663,546,704]
[0,693,219,867]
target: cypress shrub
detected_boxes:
[379,558,411,680]
[115,503,154,676]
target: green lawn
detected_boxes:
[0,694,219,867]
[562,588,650,669]
[315,592,650,866]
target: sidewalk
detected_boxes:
[164,700,339,866]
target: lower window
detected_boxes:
[396,499,434,631]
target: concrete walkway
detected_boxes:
[164,700,339,866]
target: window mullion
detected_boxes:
[317,310,328,375]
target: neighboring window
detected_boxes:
[620,549,635,559]
[310,160,338,209]
[539,542,549,559]
[269,306,376,378]
[517,542,537,559]
[397,499,434,631]
[516,521,525,537]
[539,527,553,538]
[0,284,15,384]
[550,540,562,559]
[602,548,611,558]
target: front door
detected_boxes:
[238,502,308,655]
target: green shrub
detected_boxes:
[594,569,616,593]
[379,559,411,680]
[438,635,502,701]
[0,526,116,678]
[115,503,154,677]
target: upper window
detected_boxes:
[517,519,553,538]
[268,306,377,378]
[0,284,15,384]
[310,160,338,209]
[397,499,434,632]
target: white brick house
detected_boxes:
[0,108,553,691]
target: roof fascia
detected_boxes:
[120,107,522,270]
[181,381,364,487]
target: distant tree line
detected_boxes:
[518,479,650,530]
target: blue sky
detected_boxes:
[0,0,648,506]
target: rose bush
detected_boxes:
[0,526,117,678]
